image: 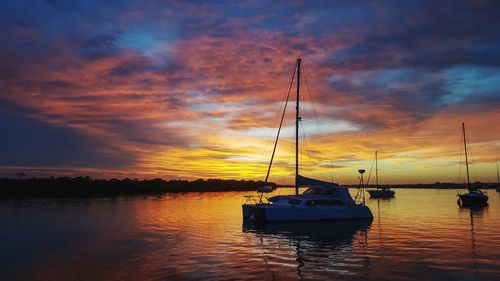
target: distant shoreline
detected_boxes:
[0,177,277,199]
[279,183,499,189]
[1,177,497,199]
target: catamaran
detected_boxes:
[457,123,488,207]
[367,151,395,198]
[242,57,373,223]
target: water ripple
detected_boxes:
[1,189,500,280]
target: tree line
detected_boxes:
[0,177,276,199]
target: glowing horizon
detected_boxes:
[1,1,499,184]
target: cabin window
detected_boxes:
[306,199,345,206]
[323,189,337,196]
[313,188,324,195]
[330,199,345,205]
[303,188,315,194]
[303,187,324,195]
[316,200,330,205]
[288,199,302,205]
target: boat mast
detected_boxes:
[375,151,379,188]
[295,57,301,195]
[462,123,471,187]
[497,162,499,183]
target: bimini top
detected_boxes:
[298,175,355,205]
[297,175,342,189]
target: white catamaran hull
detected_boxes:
[243,204,373,222]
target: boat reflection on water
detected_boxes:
[459,205,488,278]
[243,219,373,279]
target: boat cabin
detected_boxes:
[269,195,348,207]
[303,187,338,196]
[267,184,356,207]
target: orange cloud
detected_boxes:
[1,2,499,183]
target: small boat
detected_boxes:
[242,57,373,223]
[367,151,395,198]
[368,187,394,198]
[457,123,488,207]
[458,189,488,206]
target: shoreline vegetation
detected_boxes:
[280,182,499,189]
[1,177,498,199]
[0,177,277,199]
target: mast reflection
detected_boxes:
[243,220,372,279]
[459,205,487,277]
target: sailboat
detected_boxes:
[242,57,373,223]
[457,123,488,207]
[367,151,395,198]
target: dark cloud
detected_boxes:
[0,111,135,168]
[326,1,500,71]
[102,119,192,147]
[81,33,121,60]
[324,65,500,130]
[84,33,117,49]
[110,55,151,76]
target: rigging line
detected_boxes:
[329,160,337,184]
[252,61,297,179]
[299,120,311,176]
[300,113,330,176]
[300,66,321,161]
[281,141,295,186]
[497,162,499,183]
[302,63,339,183]
[376,151,382,185]
[462,123,473,186]
[299,119,312,162]
[264,60,297,183]
[300,112,331,176]
[303,66,330,152]
[365,152,376,186]
[467,133,479,184]
[458,126,464,184]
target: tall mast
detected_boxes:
[496,162,499,183]
[375,151,379,187]
[295,57,301,195]
[462,122,471,187]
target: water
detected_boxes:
[1,188,500,280]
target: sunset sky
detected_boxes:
[1,0,499,184]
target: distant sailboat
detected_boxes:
[242,57,373,223]
[367,151,395,198]
[457,123,488,207]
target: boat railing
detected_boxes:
[457,189,488,196]
[244,195,267,205]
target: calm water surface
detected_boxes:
[1,188,500,280]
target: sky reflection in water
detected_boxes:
[1,188,500,280]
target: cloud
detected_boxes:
[0,110,135,168]
[0,0,499,182]
[82,33,121,60]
